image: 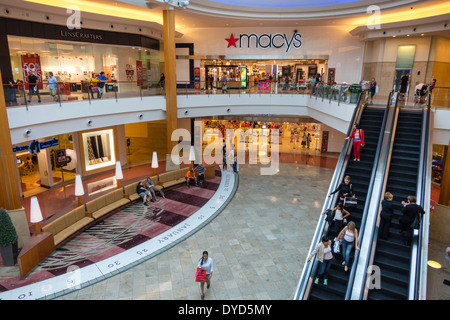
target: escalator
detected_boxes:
[366,109,424,300]
[307,106,385,300]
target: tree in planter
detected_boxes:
[0,208,19,266]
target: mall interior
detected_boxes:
[0,0,449,301]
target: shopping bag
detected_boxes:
[195,267,206,282]
[333,239,341,254]
[344,196,357,208]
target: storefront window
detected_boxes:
[432,144,447,185]
[82,129,116,172]
[7,35,161,99]
[15,133,76,196]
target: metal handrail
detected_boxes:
[293,90,367,300]
[349,91,400,300]
[344,90,394,299]
[408,92,431,300]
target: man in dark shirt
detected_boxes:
[27,71,41,103]
[136,181,150,206]
[196,164,206,186]
[400,195,425,246]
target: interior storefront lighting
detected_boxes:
[74,174,85,206]
[151,151,159,175]
[115,161,123,188]
[30,196,43,235]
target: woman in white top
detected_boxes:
[198,251,214,299]
[322,202,350,233]
[307,236,333,286]
[337,221,360,271]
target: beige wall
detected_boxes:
[361,36,447,98]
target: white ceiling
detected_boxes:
[120,0,439,28]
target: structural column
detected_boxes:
[163,8,178,158]
[0,69,22,210]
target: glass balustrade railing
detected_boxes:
[2,80,365,108]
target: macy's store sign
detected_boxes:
[225,32,302,52]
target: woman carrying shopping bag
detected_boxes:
[197,251,213,299]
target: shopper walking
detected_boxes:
[379,192,394,240]
[198,251,213,299]
[47,72,58,102]
[400,195,425,246]
[96,72,108,99]
[307,236,333,286]
[346,124,365,161]
[337,221,359,271]
[159,73,165,93]
[27,71,41,104]
[221,72,228,93]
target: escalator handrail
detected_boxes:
[350,90,401,299]
[408,92,431,300]
[293,90,367,300]
[344,90,394,299]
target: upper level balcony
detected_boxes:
[3,80,450,145]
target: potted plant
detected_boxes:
[0,208,19,266]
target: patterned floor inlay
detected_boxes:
[0,169,239,299]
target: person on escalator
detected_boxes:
[400,195,425,246]
[323,202,350,233]
[307,236,333,286]
[337,221,360,272]
[346,124,365,161]
[379,192,394,240]
[328,175,354,204]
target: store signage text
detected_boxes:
[13,138,59,155]
[226,32,302,52]
[60,30,103,41]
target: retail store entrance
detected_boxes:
[201,58,328,92]
[199,116,331,156]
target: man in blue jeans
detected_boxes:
[97,72,108,99]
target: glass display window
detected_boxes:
[82,129,116,172]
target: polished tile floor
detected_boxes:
[6,149,448,300]
[55,162,335,300]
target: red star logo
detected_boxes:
[225,33,239,48]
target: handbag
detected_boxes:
[195,267,206,282]
[344,196,357,208]
[90,85,98,92]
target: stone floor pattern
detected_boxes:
[56,162,334,300]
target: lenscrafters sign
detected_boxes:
[60,30,103,41]
[225,32,302,52]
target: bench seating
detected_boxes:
[85,188,130,220]
[123,175,159,202]
[42,205,94,246]
[158,168,188,189]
